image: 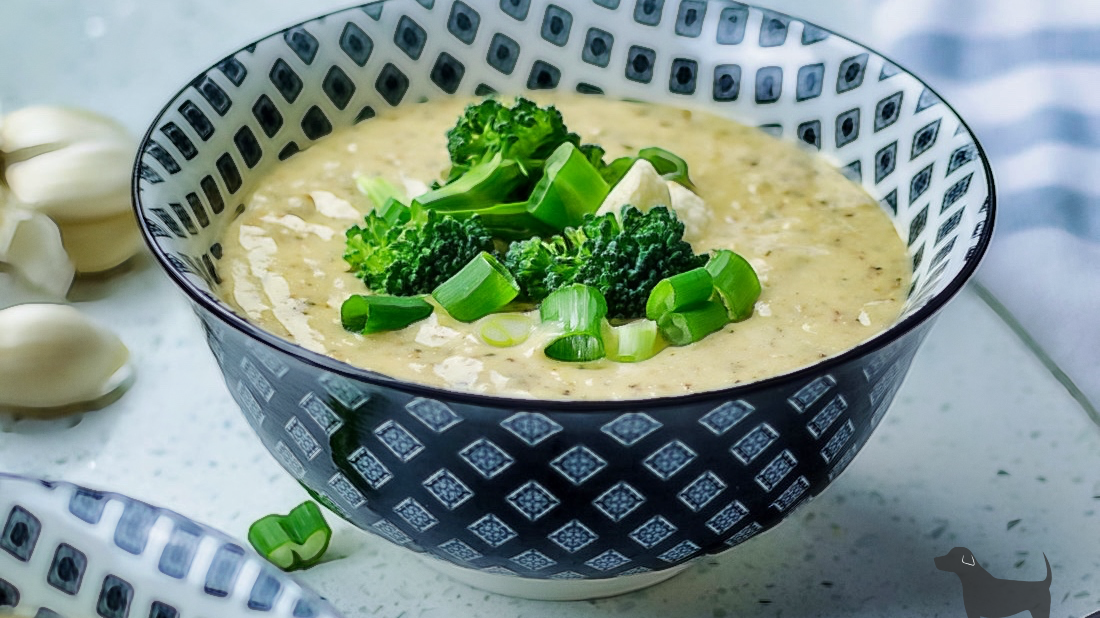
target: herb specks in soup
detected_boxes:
[217,96,910,400]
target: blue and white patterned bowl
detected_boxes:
[132,0,994,600]
[0,474,343,618]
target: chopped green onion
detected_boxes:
[248,501,332,572]
[605,319,666,362]
[706,249,761,321]
[376,197,410,225]
[447,200,555,240]
[341,294,434,333]
[433,252,520,322]
[356,175,408,209]
[540,283,608,362]
[657,300,730,346]
[638,146,696,192]
[479,313,535,347]
[645,267,714,320]
[599,156,638,187]
[412,152,526,212]
[526,142,610,230]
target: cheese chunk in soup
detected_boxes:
[217,95,910,400]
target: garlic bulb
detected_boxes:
[0,188,75,297]
[0,303,131,411]
[0,106,141,273]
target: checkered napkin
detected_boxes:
[865,0,1100,414]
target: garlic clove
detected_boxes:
[666,180,711,243]
[57,209,145,274]
[595,159,672,219]
[5,138,134,222]
[0,106,130,163]
[0,303,131,411]
[0,204,75,297]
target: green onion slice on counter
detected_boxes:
[341,294,434,333]
[433,251,520,322]
[657,299,730,346]
[247,501,332,572]
[706,249,761,321]
[645,267,714,320]
[540,283,608,362]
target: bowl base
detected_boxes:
[419,557,693,601]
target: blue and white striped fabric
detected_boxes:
[866,0,1100,413]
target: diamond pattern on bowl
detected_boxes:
[423,469,474,510]
[698,400,754,435]
[347,447,393,489]
[630,516,677,549]
[506,481,560,521]
[406,397,463,433]
[551,445,607,485]
[459,439,514,479]
[678,472,727,511]
[593,482,645,522]
[374,421,424,462]
[500,412,562,445]
[585,549,631,572]
[548,520,598,553]
[511,549,556,571]
[601,413,662,446]
[468,514,516,547]
[643,440,697,480]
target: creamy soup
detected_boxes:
[217,96,909,400]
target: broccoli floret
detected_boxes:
[344,205,495,296]
[414,98,584,229]
[575,206,707,319]
[446,97,580,180]
[503,233,584,302]
[502,205,707,318]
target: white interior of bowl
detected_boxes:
[134,0,993,357]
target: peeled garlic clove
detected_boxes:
[0,205,75,297]
[5,139,134,222]
[595,159,671,218]
[0,304,131,411]
[56,209,144,274]
[666,180,711,243]
[0,106,130,163]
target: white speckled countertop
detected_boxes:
[1,2,1098,617]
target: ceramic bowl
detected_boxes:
[0,473,343,618]
[132,0,994,601]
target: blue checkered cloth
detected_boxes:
[870,0,1100,413]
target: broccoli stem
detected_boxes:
[356,175,408,210]
[540,283,608,362]
[433,252,520,322]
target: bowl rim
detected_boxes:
[131,0,997,413]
